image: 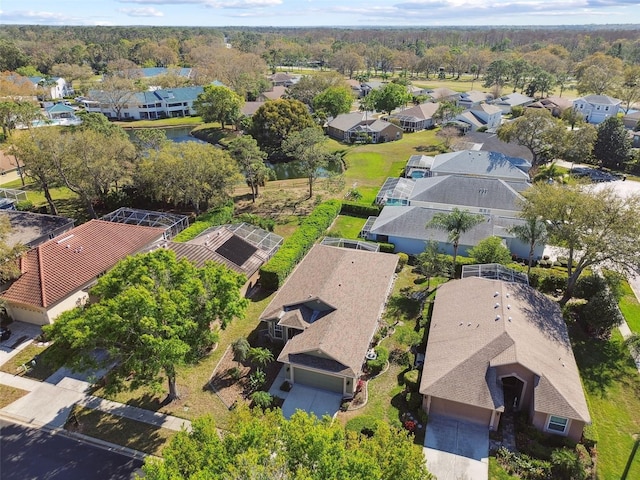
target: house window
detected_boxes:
[273,323,283,339]
[547,415,568,433]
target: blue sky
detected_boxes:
[1,0,639,27]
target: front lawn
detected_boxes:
[65,405,176,456]
[0,342,63,381]
[572,328,640,479]
[619,279,640,334]
[0,384,29,409]
[114,116,204,128]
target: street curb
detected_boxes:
[0,410,152,462]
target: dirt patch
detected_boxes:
[208,345,282,409]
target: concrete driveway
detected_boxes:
[281,384,342,420]
[424,415,489,480]
[0,322,43,367]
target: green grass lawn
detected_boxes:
[114,116,204,128]
[327,215,366,239]
[489,457,518,479]
[0,342,63,381]
[66,405,176,456]
[572,328,640,480]
[619,280,640,335]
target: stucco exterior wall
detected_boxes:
[532,411,585,443]
[495,364,536,412]
[5,303,48,326]
[426,396,493,426]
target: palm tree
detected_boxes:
[427,208,485,276]
[231,338,250,368]
[248,347,274,369]
[509,216,548,276]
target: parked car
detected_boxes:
[0,326,11,342]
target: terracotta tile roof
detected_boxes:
[420,277,590,422]
[2,220,164,308]
[260,244,398,377]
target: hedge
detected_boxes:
[173,203,234,242]
[378,242,395,253]
[259,200,341,290]
[340,201,381,218]
[366,345,389,375]
[403,369,420,391]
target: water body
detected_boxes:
[125,125,206,144]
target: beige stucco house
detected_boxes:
[259,244,398,398]
[420,277,590,442]
[2,220,164,325]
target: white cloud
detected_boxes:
[119,7,165,17]
[0,9,86,24]
[206,0,282,8]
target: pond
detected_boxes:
[125,125,207,144]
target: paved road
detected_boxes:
[0,419,144,480]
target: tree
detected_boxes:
[427,208,485,273]
[521,182,640,305]
[366,83,411,115]
[227,135,271,203]
[193,85,243,129]
[417,240,452,286]
[433,100,463,125]
[281,126,334,198]
[561,107,584,130]
[0,216,26,282]
[561,124,597,166]
[8,128,64,214]
[141,407,432,480]
[231,338,250,368]
[92,76,140,120]
[582,290,624,337]
[575,53,623,95]
[43,250,247,401]
[483,59,512,94]
[509,217,548,276]
[497,109,566,167]
[0,40,29,72]
[436,125,461,149]
[286,72,347,108]
[249,99,316,157]
[614,65,640,114]
[0,101,42,139]
[313,85,354,118]
[139,142,242,214]
[468,236,512,265]
[593,116,632,170]
[130,128,168,155]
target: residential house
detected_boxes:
[386,102,439,132]
[572,94,621,124]
[268,72,299,87]
[364,205,534,258]
[257,86,288,102]
[492,92,535,114]
[0,210,74,248]
[451,131,534,162]
[346,79,364,97]
[454,104,502,132]
[139,67,193,79]
[326,112,403,144]
[84,86,205,120]
[405,154,435,178]
[457,90,493,109]
[420,277,591,442]
[429,150,531,182]
[1,220,165,325]
[164,223,283,296]
[259,244,398,397]
[427,87,460,102]
[241,101,265,117]
[28,76,71,100]
[360,81,386,96]
[622,110,640,130]
[43,103,80,126]
[526,96,572,117]
[407,85,429,98]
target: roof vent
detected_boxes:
[459,322,463,326]
[495,315,501,321]
[494,303,500,308]
[506,293,510,298]
[507,304,511,309]
[57,234,74,244]
[494,291,499,297]
[508,317,512,322]
[467,322,471,326]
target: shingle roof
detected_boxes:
[328,112,367,131]
[408,175,527,212]
[389,102,439,121]
[370,206,524,246]
[495,92,534,106]
[459,90,493,103]
[471,103,502,115]
[420,277,590,422]
[579,94,621,106]
[453,131,534,161]
[2,220,164,308]
[260,244,398,377]
[261,86,287,100]
[431,150,531,181]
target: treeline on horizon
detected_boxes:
[1,24,640,76]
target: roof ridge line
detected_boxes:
[37,245,46,307]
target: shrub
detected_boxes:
[405,391,422,410]
[378,242,395,253]
[403,369,420,391]
[340,201,381,217]
[581,423,598,448]
[248,369,266,391]
[15,200,34,211]
[581,290,623,337]
[389,348,411,367]
[259,200,341,289]
[468,236,512,265]
[250,391,273,409]
[550,448,587,480]
[396,253,409,272]
[173,203,234,242]
[227,367,241,380]
[574,274,607,299]
[366,346,388,375]
[496,447,552,480]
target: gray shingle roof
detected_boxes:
[409,175,527,212]
[327,112,367,131]
[431,150,531,181]
[260,244,398,377]
[389,102,439,121]
[580,94,621,106]
[420,277,590,422]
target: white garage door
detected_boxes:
[293,367,344,393]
